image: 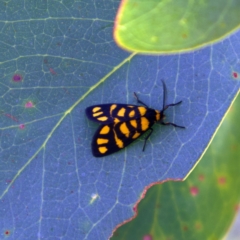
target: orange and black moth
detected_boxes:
[86,81,185,157]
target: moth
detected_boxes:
[86,81,185,157]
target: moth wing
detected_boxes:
[91,117,154,157]
[85,104,142,124]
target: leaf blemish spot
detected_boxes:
[12,74,23,82]
[4,113,18,122]
[234,204,240,212]
[4,230,11,236]
[183,226,188,231]
[198,174,205,181]
[232,72,238,78]
[25,101,34,108]
[143,234,152,240]
[190,186,199,196]
[50,68,57,75]
[19,124,25,129]
[195,222,202,230]
[218,176,226,185]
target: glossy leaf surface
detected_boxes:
[115,0,240,53]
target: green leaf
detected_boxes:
[111,94,240,240]
[115,0,240,53]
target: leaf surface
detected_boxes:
[112,93,240,240]
[115,0,240,53]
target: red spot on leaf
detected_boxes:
[198,174,205,181]
[234,204,240,212]
[44,59,57,75]
[6,179,12,183]
[12,74,23,82]
[183,225,188,231]
[133,206,137,212]
[195,222,202,230]
[3,113,18,122]
[49,68,57,75]
[218,177,226,185]
[25,101,34,108]
[143,235,152,240]
[232,72,238,78]
[4,230,10,236]
[19,124,25,129]
[190,186,199,196]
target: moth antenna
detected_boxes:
[161,80,167,110]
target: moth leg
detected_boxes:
[134,92,149,108]
[142,128,153,151]
[161,122,185,128]
[164,101,182,111]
